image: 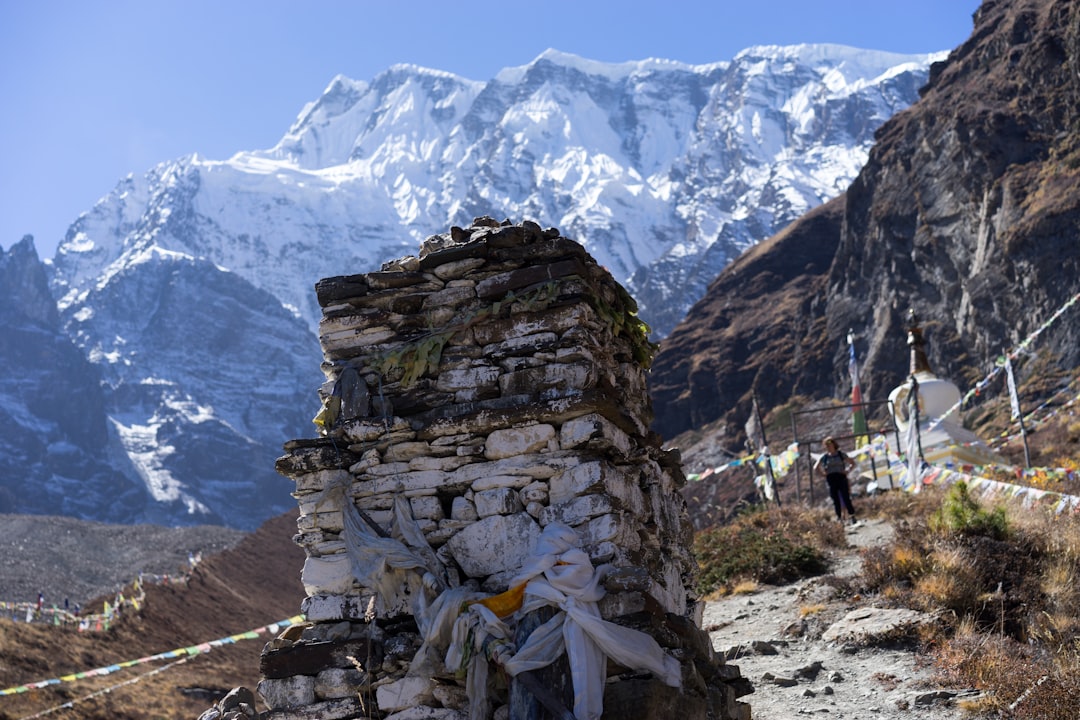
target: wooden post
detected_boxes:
[790,412,802,503]
[509,606,574,720]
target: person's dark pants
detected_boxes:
[825,473,856,520]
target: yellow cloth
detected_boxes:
[470,582,527,618]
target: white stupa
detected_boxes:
[878,310,1006,487]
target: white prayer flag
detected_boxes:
[905,384,924,493]
[1004,356,1022,420]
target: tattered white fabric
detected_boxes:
[303,476,450,631]
[444,601,516,719]
[506,523,681,719]
[903,388,926,493]
[410,585,488,678]
[755,472,776,501]
[439,521,682,720]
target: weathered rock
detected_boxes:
[750,640,779,656]
[821,607,932,644]
[262,696,364,720]
[376,676,438,712]
[257,675,316,709]
[760,672,798,688]
[483,424,557,459]
[444,512,541,576]
[314,667,368,699]
[473,487,523,517]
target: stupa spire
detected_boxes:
[906,308,933,376]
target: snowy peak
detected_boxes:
[268,67,483,170]
[287,74,370,138]
[497,48,724,85]
[735,43,942,72]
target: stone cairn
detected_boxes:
[261,218,751,720]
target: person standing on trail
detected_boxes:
[815,437,858,524]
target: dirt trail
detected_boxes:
[703,518,977,719]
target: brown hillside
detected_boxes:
[0,510,306,720]
[0,515,246,606]
[652,196,843,441]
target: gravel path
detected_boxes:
[703,519,980,719]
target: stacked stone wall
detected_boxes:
[262,218,750,720]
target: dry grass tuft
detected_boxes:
[858,487,1080,714]
[730,580,759,595]
[692,478,1080,713]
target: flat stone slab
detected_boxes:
[822,607,933,644]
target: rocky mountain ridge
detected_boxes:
[651,0,1080,447]
[50,45,939,337]
[0,237,136,519]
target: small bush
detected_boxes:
[693,506,835,595]
[859,517,931,600]
[929,481,1009,540]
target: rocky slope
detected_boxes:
[705,519,975,719]
[0,514,246,605]
[650,0,1080,444]
[652,197,843,441]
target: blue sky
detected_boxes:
[1,0,979,259]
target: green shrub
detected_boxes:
[693,508,830,595]
[929,481,1009,540]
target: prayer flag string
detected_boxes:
[0,615,304,697]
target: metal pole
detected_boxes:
[1004,351,1032,468]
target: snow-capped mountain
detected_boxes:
[30,45,940,529]
[52,45,941,336]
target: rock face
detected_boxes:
[0,237,136,518]
[60,248,320,529]
[650,0,1080,442]
[1,234,321,529]
[266,219,751,719]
